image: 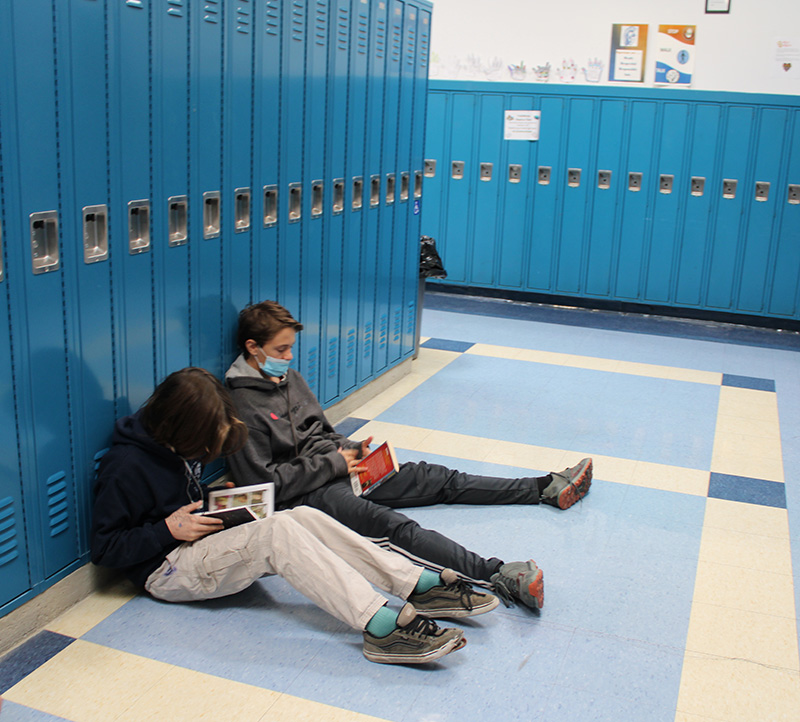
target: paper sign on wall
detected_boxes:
[504,110,540,141]
[655,25,696,86]
[609,24,648,83]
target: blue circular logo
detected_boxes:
[677,50,690,65]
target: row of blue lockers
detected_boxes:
[0,0,432,615]
[421,82,800,323]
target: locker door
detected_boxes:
[153,0,191,378]
[527,96,565,292]
[253,0,282,303]
[736,109,788,314]
[498,95,536,290]
[557,97,595,295]
[615,101,657,300]
[705,107,754,310]
[321,0,350,405]
[645,103,690,303]
[340,0,370,394]
[675,104,720,307]
[470,94,505,287]
[768,110,800,318]
[109,0,156,411]
[585,100,626,298]
[0,8,30,605]
[225,0,256,360]
[190,0,225,378]
[57,0,116,539]
[359,0,387,382]
[299,0,330,397]
[6,0,80,580]
[374,0,403,374]
[420,91,447,241]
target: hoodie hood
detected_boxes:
[111,410,176,463]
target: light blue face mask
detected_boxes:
[257,351,291,378]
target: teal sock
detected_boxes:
[365,605,399,638]
[413,569,442,594]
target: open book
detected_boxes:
[203,482,275,529]
[350,441,399,497]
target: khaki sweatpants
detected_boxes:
[144,506,421,630]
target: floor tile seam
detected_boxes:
[687,597,800,623]
[680,648,800,677]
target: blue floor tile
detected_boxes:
[0,632,74,695]
[420,338,475,352]
[721,374,776,392]
[708,473,787,508]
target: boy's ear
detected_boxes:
[244,339,260,357]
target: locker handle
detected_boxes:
[202,191,221,239]
[352,177,364,210]
[370,175,380,208]
[128,200,151,254]
[82,204,109,263]
[288,183,302,223]
[400,172,410,202]
[332,179,345,214]
[311,181,324,218]
[30,211,60,274]
[167,195,188,246]
[234,187,251,231]
[414,170,423,199]
[385,173,396,205]
[263,185,278,227]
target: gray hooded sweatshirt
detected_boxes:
[225,354,361,505]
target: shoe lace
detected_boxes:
[445,579,477,612]
[402,614,442,637]
[491,578,516,608]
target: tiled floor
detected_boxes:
[2,292,799,721]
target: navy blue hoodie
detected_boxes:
[91,411,203,587]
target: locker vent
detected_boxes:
[327,337,338,378]
[379,313,388,349]
[314,1,327,46]
[337,6,349,51]
[390,20,401,63]
[363,322,373,358]
[357,15,368,55]
[406,301,415,335]
[419,20,429,68]
[406,23,416,67]
[46,471,70,538]
[204,0,221,24]
[265,1,280,35]
[236,0,252,34]
[291,1,305,42]
[376,18,386,59]
[346,328,356,368]
[306,345,318,392]
[0,496,20,568]
[393,307,402,342]
[166,0,185,18]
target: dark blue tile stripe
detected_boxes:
[721,374,776,392]
[421,338,475,353]
[708,473,786,509]
[0,631,75,694]
[333,417,370,438]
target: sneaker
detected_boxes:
[362,603,465,664]
[541,457,592,509]
[490,560,544,610]
[408,569,500,618]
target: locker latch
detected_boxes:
[30,211,60,274]
[168,196,188,246]
[128,199,151,253]
[83,204,109,263]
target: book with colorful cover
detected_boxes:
[350,441,399,497]
[203,482,275,528]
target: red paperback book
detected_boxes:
[350,441,399,496]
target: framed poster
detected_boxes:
[706,0,731,14]
[609,24,648,83]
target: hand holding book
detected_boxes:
[350,441,400,497]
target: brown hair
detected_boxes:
[140,367,248,463]
[237,300,303,357]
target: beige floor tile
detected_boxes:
[675,654,800,722]
[691,561,796,618]
[710,449,785,483]
[261,696,392,722]
[614,361,721,385]
[356,421,432,450]
[418,429,495,462]
[712,432,783,465]
[46,579,138,638]
[703,498,790,538]
[491,441,571,472]
[466,343,524,360]
[714,413,782,439]
[3,640,169,722]
[674,713,724,722]
[586,454,637,484]
[698,526,793,575]
[716,387,780,423]
[685,602,800,670]
[629,461,709,496]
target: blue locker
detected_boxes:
[705,106,754,310]
[298,0,329,397]
[675,104,720,307]
[644,103,690,303]
[471,94,506,286]
[109,0,157,411]
[321,0,350,405]
[152,0,191,379]
[56,0,116,541]
[190,0,225,379]
[442,93,477,284]
[225,0,256,360]
[419,92,447,241]
[359,0,387,382]
[615,101,657,300]
[556,97,595,295]
[0,5,30,608]
[737,108,788,313]
[253,0,282,304]
[340,0,370,394]
[527,96,565,291]
[497,95,536,290]
[7,0,80,580]
[585,99,626,298]
[768,110,800,317]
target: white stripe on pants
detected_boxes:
[144,506,421,630]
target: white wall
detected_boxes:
[429,0,800,95]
